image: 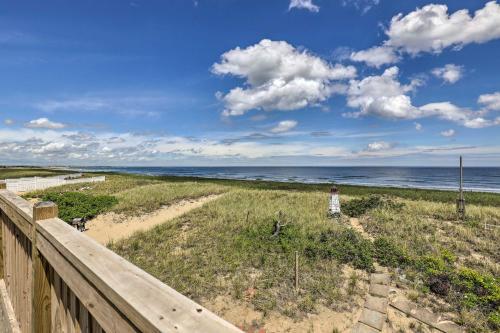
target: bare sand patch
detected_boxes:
[349,217,373,240]
[85,194,223,245]
[205,296,360,333]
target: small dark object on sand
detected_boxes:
[71,217,87,232]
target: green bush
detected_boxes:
[41,192,117,223]
[373,237,409,268]
[343,195,383,217]
[343,195,405,218]
[306,229,374,270]
[454,268,500,310]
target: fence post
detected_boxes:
[0,180,5,280]
[32,201,58,333]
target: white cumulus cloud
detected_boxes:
[386,1,500,55]
[270,120,298,133]
[344,66,422,119]
[431,64,464,84]
[212,39,356,116]
[25,118,66,129]
[350,46,400,68]
[440,129,456,137]
[478,92,500,111]
[342,67,500,128]
[365,141,394,152]
[351,1,500,67]
[289,0,319,12]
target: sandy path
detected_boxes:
[349,217,373,240]
[85,194,222,245]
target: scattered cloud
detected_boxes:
[365,140,394,152]
[441,129,456,137]
[478,92,500,111]
[270,120,298,133]
[386,1,500,55]
[343,66,422,119]
[342,67,500,128]
[342,0,380,14]
[3,119,14,126]
[351,2,500,67]
[288,0,319,12]
[212,39,356,116]
[25,118,66,129]
[414,122,422,131]
[350,46,399,68]
[33,93,177,117]
[432,64,464,84]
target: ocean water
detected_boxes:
[74,166,500,193]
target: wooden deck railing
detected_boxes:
[0,181,243,333]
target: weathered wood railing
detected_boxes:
[0,181,242,333]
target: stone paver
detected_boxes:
[390,299,465,333]
[352,322,380,333]
[436,321,465,333]
[370,273,390,285]
[364,295,388,314]
[369,283,389,298]
[359,308,385,330]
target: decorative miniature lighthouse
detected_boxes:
[329,186,341,217]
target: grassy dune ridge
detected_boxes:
[0,167,76,179]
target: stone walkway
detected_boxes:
[352,264,391,333]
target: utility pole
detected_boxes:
[456,156,466,221]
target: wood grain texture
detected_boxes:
[37,232,137,333]
[31,202,57,333]
[37,218,242,333]
[0,190,32,241]
[2,214,33,333]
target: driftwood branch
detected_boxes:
[271,211,288,237]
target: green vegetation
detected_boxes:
[112,182,228,214]
[110,190,356,317]
[0,167,74,179]
[19,169,500,330]
[41,192,118,223]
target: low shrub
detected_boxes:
[453,268,500,310]
[41,192,117,223]
[342,195,404,218]
[343,195,383,217]
[373,237,409,268]
[306,229,374,270]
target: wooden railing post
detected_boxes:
[0,180,5,280]
[32,202,58,333]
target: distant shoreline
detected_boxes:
[69,166,500,194]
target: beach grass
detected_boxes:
[112,182,228,214]
[18,169,500,331]
[0,167,75,179]
[109,189,360,317]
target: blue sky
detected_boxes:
[1,0,499,166]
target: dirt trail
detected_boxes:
[349,217,373,240]
[85,194,222,245]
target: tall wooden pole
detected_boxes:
[294,251,299,290]
[457,156,465,220]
